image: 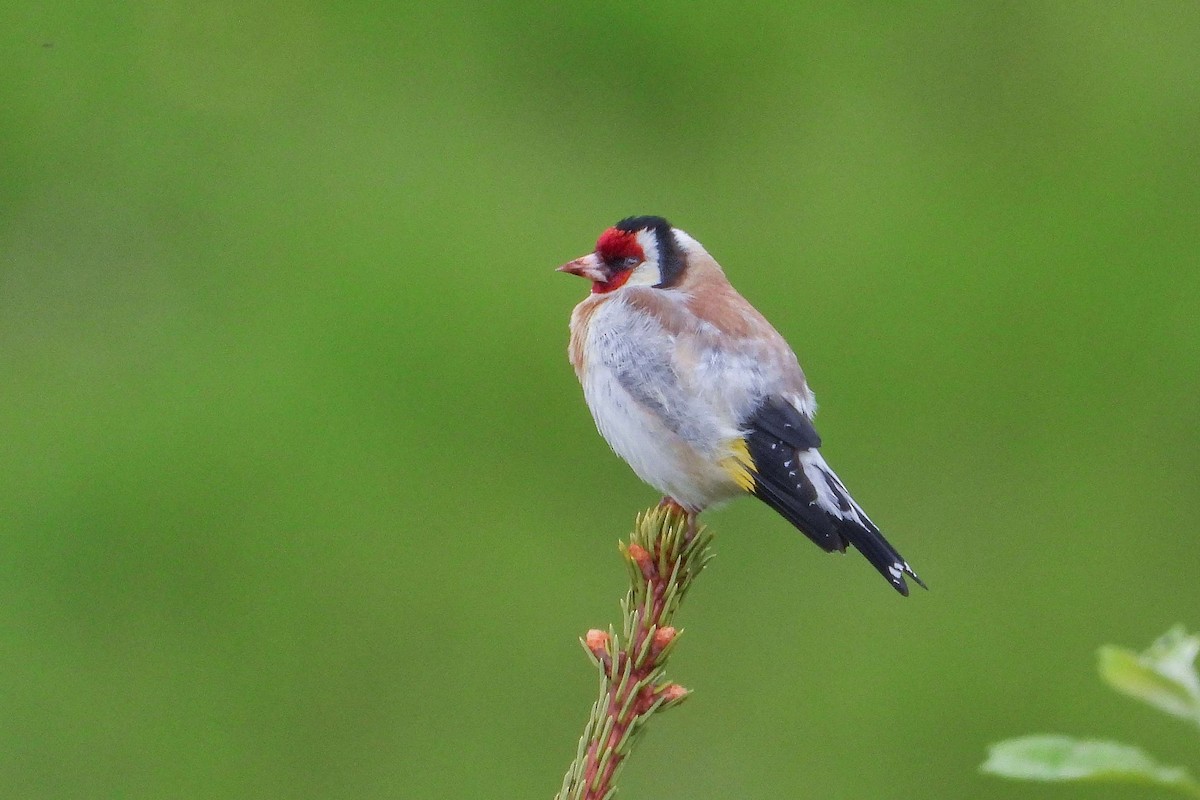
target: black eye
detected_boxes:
[619,256,640,269]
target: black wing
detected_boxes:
[744,396,925,596]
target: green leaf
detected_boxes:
[1099,626,1200,725]
[982,735,1200,796]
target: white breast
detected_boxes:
[575,296,745,510]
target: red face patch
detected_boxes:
[590,268,633,294]
[595,227,644,264]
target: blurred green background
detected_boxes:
[2,2,1198,798]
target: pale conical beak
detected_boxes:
[556,253,606,283]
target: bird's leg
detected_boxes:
[658,497,698,542]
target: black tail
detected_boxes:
[744,398,924,595]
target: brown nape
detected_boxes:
[680,261,774,337]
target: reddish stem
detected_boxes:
[560,508,707,800]
[580,542,675,799]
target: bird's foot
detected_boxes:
[658,497,698,542]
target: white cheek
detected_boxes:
[624,262,663,287]
[622,230,663,287]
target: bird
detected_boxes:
[557,215,924,595]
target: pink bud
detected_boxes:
[660,683,688,703]
[585,629,609,658]
[627,543,656,580]
[651,626,677,657]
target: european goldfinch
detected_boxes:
[558,215,924,595]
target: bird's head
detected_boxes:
[557,215,688,294]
